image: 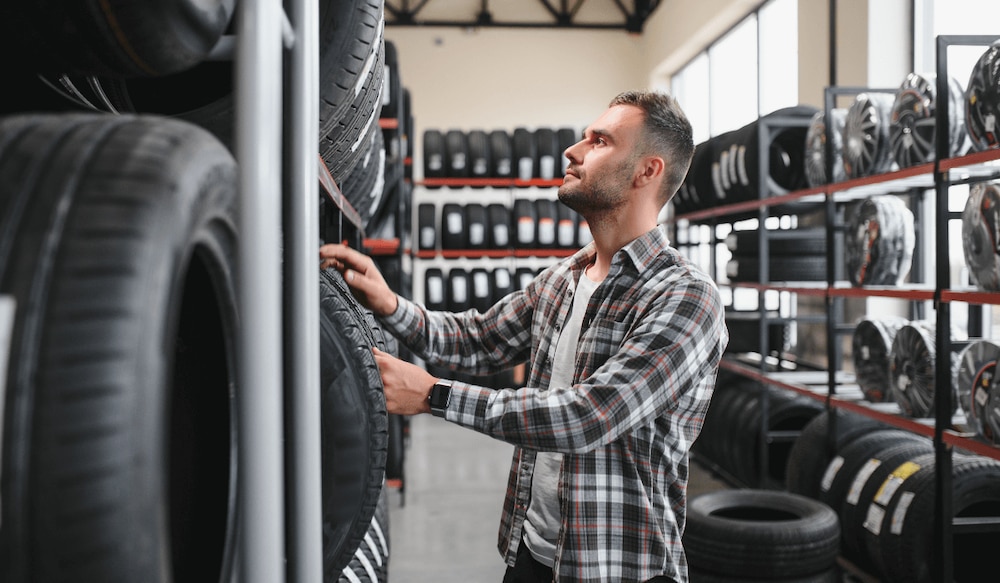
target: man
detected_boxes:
[320,90,727,583]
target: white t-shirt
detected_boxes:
[522,271,600,567]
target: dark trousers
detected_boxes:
[503,540,677,583]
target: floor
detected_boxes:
[384,414,729,583]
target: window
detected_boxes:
[671,0,798,142]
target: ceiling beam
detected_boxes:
[384,0,661,33]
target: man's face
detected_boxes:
[558,104,644,214]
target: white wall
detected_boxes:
[385,26,646,177]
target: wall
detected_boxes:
[385,26,646,178]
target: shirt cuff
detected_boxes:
[445,381,492,429]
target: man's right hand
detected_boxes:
[319,243,398,317]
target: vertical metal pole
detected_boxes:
[236,1,286,582]
[285,0,323,580]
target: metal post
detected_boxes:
[236,1,286,581]
[285,0,323,580]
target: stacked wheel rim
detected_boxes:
[853,316,910,402]
[805,108,847,186]
[888,321,955,418]
[965,40,1000,151]
[954,340,1000,445]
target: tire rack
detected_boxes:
[233,1,365,582]
[673,34,1000,583]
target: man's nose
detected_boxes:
[564,139,585,166]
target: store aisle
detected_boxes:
[386,414,513,582]
[384,414,730,582]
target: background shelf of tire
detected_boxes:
[671,35,1000,583]
[408,174,589,388]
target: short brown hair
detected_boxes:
[610,90,694,205]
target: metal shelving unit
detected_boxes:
[674,34,1000,582]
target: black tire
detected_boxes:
[689,567,842,583]
[534,128,559,180]
[445,129,469,179]
[875,454,1000,583]
[723,309,790,356]
[804,108,847,187]
[845,195,915,287]
[888,321,958,419]
[954,339,1000,444]
[0,113,239,583]
[423,129,447,182]
[488,129,513,179]
[319,269,388,578]
[338,485,390,582]
[817,429,929,518]
[852,315,910,403]
[0,0,236,77]
[340,127,386,231]
[785,409,889,499]
[888,72,968,168]
[512,127,537,180]
[961,181,1000,292]
[467,130,492,181]
[684,489,841,579]
[965,41,1000,151]
[835,438,933,570]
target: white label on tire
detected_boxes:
[518,218,535,245]
[737,145,750,186]
[539,156,555,180]
[558,220,575,247]
[890,491,916,535]
[452,277,468,303]
[493,224,509,247]
[428,278,444,305]
[420,226,436,249]
[497,159,512,176]
[538,218,555,245]
[821,455,846,492]
[874,460,922,505]
[518,158,533,181]
[428,154,444,171]
[864,503,886,535]
[0,295,15,528]
[474,271,489,298]
[847,458,882,505]
[451,153,467,171]
[469,224,485,246]
[473,158,488,176]
[447,212,463,234]
[495,270,511,289]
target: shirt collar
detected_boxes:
[566,224,672,277]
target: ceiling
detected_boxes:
[384,0,663,33]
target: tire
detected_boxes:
[888,72,968,168]
[874,454,1000,583]
[338,486,390,583]
[954,339,1000,445]
[0,0,236,77]
[962,181,1000,292]
[852,316,909,402]
[725,228,827,256]
[726,255,827,282]
[888,321,958,418]
[512,127,536,180]
[488,129,513,179]
[804,108,847,187]
[842,92,897,178]
[684,489,840,579]
[835,438,933,571]
[445,129,469,178]
[0,113,239,583]
[845,195,915,286]
[340,127,386,231]
[785,409,888,499]
[965,41,1000,151]
[467,130,491,181]
[32,0,384,189]
[423,130,447,182]
[319,268,388,577]
[534,128,559,180]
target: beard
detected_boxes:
[557,156,635,215]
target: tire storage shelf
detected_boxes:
[673,35,1000,583]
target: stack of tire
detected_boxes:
[674,106,818,217]
[422,126,579,184]
[725,227,827,283]
[693,373,824,489]
[0,2,393,582]
[954,339,1000,446]
[785,409,1000,583]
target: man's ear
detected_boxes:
[634,156,666,188]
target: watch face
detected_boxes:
[430,381,452,413]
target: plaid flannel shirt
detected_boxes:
[381,224,727,582]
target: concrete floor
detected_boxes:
[384,414,729,583]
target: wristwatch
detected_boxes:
[428,379,453,418]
